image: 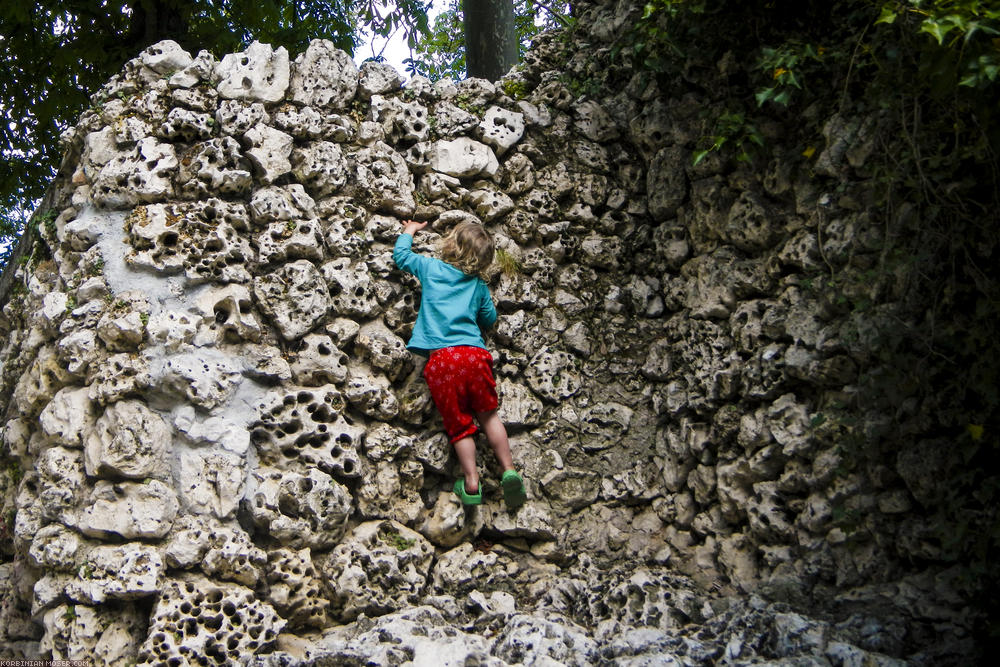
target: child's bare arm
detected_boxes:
[401,219,428,236]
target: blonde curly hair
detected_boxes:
[438,222,494,278]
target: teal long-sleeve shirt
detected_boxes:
[393,233,497,353]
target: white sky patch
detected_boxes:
[353,1,447,79]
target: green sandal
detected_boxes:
[453,479,482,506]
[501,470,527,510]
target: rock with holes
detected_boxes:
[358,60,403,99]
[28,524,83,571]
[13,345,73,418]
[320,520,435,622]
[431,101,479,138]
[465,185,514,222]
[493,614,600,665]
[370,95,428,144]
[419,491,482,548]
[39,386,95,448]
[92,137,177,208]
[178,450,246,519]
[430,542,523,597]
[348,142,416,215]
[249,184,316,224]
[251,385,362,478]
[362,422,415,462]
[176,137,253,199]
[574,99,619,142]
[396,369,433,425]
[40,602,146,666]
[157,107,213,142]
[307,605,496,665]
[88,352,153,406]
[289,39,358,109]
[58,328,102,376]
[201,525,268,587]
[96,293,149,352]
[343,373,400,420]
[155,350,243,411]
[253,259,331,341]
[84,399,171,480]
[525,347,581,403]
[136,575,285,665]
[718,190,778,253]
[76,479,178,540]
[356,457,424,524]
[478,106,524,155]
[194,283,261,343]
[322,217,370,259]
[322,258,380,318]
[423,137,499,179]
[215,99,270,135]
[140,39,193,73]
[145,310,198,350]
[745,482,796,541]
[647,146,688,221]
[256,218,325,266]
[579,402,634,451]
[356,321,412,382]
[126,199,254,284]
[393,99,430,143]
[247,467,353,549]
[290,333,349,386]
[65,543,164,603]
[35,446,88,526]
[267,547,330,630]
[170,80,218,111]
[766,393,814,458]
[215,41,289,103]
[245,124,294,184]
[292,141,347,197]
[274,105,354,141]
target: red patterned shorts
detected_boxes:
[423,346,499,443]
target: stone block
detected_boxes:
[216,41,290,102]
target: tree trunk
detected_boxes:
[464,0,518,81]
[126,0,189,52]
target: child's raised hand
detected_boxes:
[402,219,428,235]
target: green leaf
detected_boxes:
[876,4,898,24]
[692,150,710,166]
[755,87,775,106]
[920,20,953,45]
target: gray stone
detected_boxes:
[216,41,290,102]
[290,39,358,109]
[84,399,170,480]
[321,520,434,622]
[247,467,353,549]
[253,259,331,341]
[77,480,178,540]
[137,575,285,664]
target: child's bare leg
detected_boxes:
[476,410,514,471]
[452,436,479,494]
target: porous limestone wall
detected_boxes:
[0,3,977,664]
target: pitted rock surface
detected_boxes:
[138,575,285,665]
[0,9,982,665]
